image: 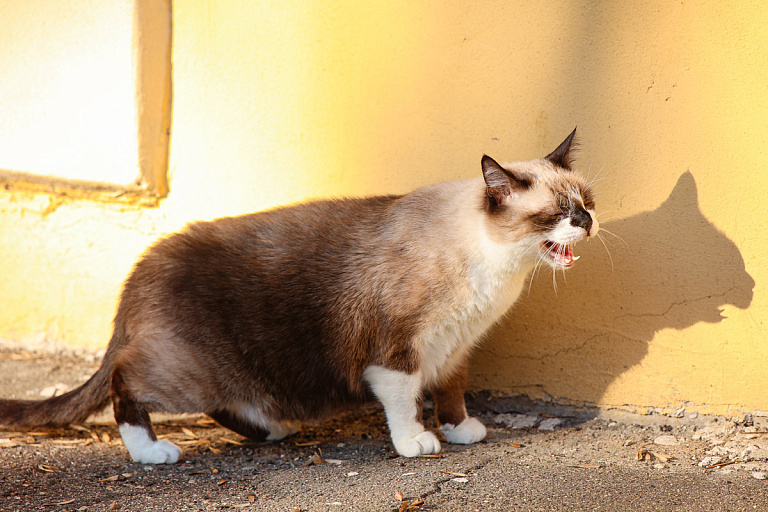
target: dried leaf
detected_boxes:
[217,479,228,486]
[82,439,93,447]
[568,464,601,469]
[208,446,222,454]
[71,425,92,433]
[181,427,198,439]
[406,499,424,511]
[440,470,468,477]
[43,499,76,507]
[303,452,327,467]
[37,464,60,473]
[90,432,101,443]
[294,441,320,447]
[232,505,252,509]
[505,442,523,448]
[108,502,120,510]
[416,454,443,459]
[100,432,111,444]
[248,494,256,503]
[219,437,244,446]
[99,475,119,482]
[52,439,85,444]
[394,491,405,502]
[705,461,736,470]
[650,451,673,463]
[121,473,133,478]
[636,446,673,463]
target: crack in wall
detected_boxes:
[613,286,741,322]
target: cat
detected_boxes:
[0,129,598,464]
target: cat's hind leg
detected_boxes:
[111,370,181,464]
[363,366,441,457]
[208,409,270,441]
[209,406,300,441]
[431,364,486,445]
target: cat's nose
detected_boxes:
[571,209,593,235]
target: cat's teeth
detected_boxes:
[572,255,580,261]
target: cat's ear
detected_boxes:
[481,155,532,207]
[545,127,578,170]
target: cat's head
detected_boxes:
[481,129,599,270]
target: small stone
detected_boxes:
[707,446,732,457]
[494,414,539,429]
[451,477,469,483]
[538,418,564,431]
[654,435,678,446]
[698,456,721,468]
[653,463,667,470]
[751,472,767,480]
[39,384,69,398]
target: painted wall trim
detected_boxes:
[0,0,172,206]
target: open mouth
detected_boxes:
[542,240,580,267]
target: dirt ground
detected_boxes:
[1,349,767,512]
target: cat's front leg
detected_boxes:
[431,364,487,445]
[363,366,441,457]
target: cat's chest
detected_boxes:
[417,262,527,384]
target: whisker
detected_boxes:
[597,227,628,247]
[588,167,604,189]
[596,233,615,273]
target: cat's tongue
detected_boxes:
[544,241,579,267]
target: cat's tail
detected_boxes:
[0,327,125,429]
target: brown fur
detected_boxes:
[0,129,597,460]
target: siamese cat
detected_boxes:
[0,129,598,464]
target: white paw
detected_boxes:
[394,430,442,457]
[441,417,487,445]
[266,420,301,441]
[119,424,182,464]
[134,439,182,464]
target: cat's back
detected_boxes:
[151,195,401,266]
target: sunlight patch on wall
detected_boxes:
[0,0,139,186]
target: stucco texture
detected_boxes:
[0,1,765,417]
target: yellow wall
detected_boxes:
[1,1,766,417]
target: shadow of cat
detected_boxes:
[471,172,755,407]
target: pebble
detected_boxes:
[538,418,564,431]
[698,456,721,468]
[653,435,678,446]
[38,383,70,397]
[751,472,767,480]
[494,414,539,429]
[451,477,469,483]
